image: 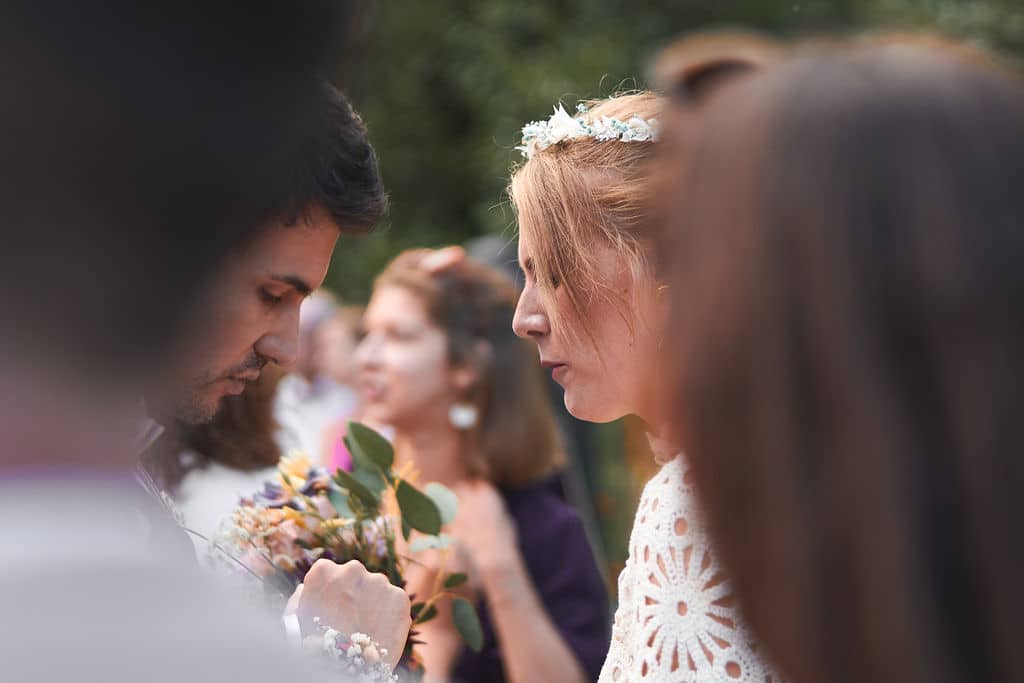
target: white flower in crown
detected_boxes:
[517,102,659,159]
[517,104,588,158]
[546,104,587,142]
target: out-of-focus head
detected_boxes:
[510,93,667,423]
[169,85,386,425]
[313,306,365,387]
[0,1,351,388]
[663,35,1024,683]
[295,290,341,380]
[358,249,562,488]
[652,30,783,103]
[0,0,353,468]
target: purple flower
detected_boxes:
[253,481,291,508]
[299,467,332,496]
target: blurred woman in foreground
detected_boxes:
[356,249,609,683]
[662,36,1024,683]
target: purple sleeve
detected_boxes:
[514,493,611,681]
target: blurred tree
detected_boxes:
[327,0,1024,582]
[327,0,1022,300]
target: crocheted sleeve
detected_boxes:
[599,458,777,682]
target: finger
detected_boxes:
[421,246,465,273]
[305,558,334,584]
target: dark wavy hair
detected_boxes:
[279,82,387,235]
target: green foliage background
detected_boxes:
[327,0,1024,300]
[325,0,1024,575]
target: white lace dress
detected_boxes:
[599,456,776,683]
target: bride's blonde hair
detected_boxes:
[509,92,665,343]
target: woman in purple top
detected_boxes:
[451,476,609,682]
[356,248,609,682]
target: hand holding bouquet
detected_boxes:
[213,422,482,676]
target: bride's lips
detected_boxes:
[541,360,568,383]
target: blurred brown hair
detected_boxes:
[375,250,563,488]
[663,36,1024,683]
[652,30,783,102]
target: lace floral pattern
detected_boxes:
[599,458,776,683]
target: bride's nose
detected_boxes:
[513,286,550,339]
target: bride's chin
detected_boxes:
[563,391,625,425]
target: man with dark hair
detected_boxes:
[0,3,410,680]
[160,84,388,426]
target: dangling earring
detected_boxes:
[449,402,479,430]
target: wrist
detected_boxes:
[479,551,529,608]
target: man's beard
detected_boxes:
[174,352,268,425]
[173,390,221,425]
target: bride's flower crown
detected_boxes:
[516,102,659,159]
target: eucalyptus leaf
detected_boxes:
[333,469,379,511]
[401,518,412,542]
[396,479,442,535]
[410,601,426,620]
[414,604,438,624]
[327,487,354,519]
[423,482,458,525]
[347,421,395,471]
[443,572,468,589]
[408,533,452,553]
[354,463,386,495]
[453,597,483,652]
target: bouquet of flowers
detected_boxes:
[212,422,482,676]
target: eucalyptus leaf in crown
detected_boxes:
[212,421,483,678]
[516,102,659,159]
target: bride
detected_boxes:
[509,87,776,681]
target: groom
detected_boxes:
[155,83,386,430]
[1,1,409,679]
[138,79,413,665]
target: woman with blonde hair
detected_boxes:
[510,39,780,683]
[356,248,609,683]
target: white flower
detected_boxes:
[545,104,585,144]
[518,104,659,159]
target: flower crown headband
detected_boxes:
[516,102,659,159]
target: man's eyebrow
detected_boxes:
[271,274,313,297]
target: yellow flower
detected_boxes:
[279,452,313,480]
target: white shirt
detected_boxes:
[274,374,358,465]
[0,474,331,682]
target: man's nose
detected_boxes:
[255,313,300,368]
